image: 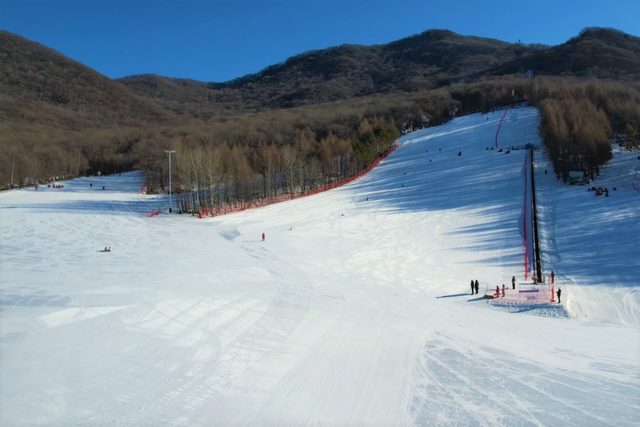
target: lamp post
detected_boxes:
[165,150,175,213]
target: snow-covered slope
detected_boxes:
[535,146,640,325]
[1,107,638,426]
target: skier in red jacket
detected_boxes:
[262,233,265,242]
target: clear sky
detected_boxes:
[1,0,638,82]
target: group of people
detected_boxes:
[591,186,616,197]
[36,183,64,190]
[494,277,519,298]
[470,280,479,294]
[469,272,563,304]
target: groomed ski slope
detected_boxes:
[1,107,639,426]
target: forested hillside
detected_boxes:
[490,27,640,80]
[0,30,176,127]
[117,30,541,115]
[1,27,639,209]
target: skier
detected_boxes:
[511,276,516,289]
[102,186,105,190]
[502,284,506,297]
[35,184,38,190]
[90,183,93,188]
[545,170,548,175]
[474,280,479,295]
[556,288,562,304]
[262,232,265,242]
[458,151,462,156]
[470,280,474,295]
[550,271,554,284]
[495,286,500,298]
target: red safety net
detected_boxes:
[146,208,161,218]
[200,143,399,219]
[485,284,553,303]
[495,108,509,148]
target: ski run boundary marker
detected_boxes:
[200,143,399,218]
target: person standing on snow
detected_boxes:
[262,233,265,242]
[470,280,475,295]
[474,280,479,295]
[511,276,516,289]
[556,288,561,304]
[502,284,506,297]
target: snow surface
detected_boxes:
[1,107,639,426]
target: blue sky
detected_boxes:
[1,0,637,82]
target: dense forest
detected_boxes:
[1,27,639,214]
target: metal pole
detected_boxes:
[165,150,175,213]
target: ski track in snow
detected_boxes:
[1,107,639,426]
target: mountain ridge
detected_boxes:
[1,27,638,127]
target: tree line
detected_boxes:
[3,77,639,202]
[537,80,640,181]
[144,118,400,214]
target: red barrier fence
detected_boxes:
[485,283,553,303]
[200,143,399,219]
[146,208,161,218]
[495,108,509,148]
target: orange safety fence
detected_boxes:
[200,143,399,219]
[495,108,509,148]
[485,284,553,303]
[146,208,161,218]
